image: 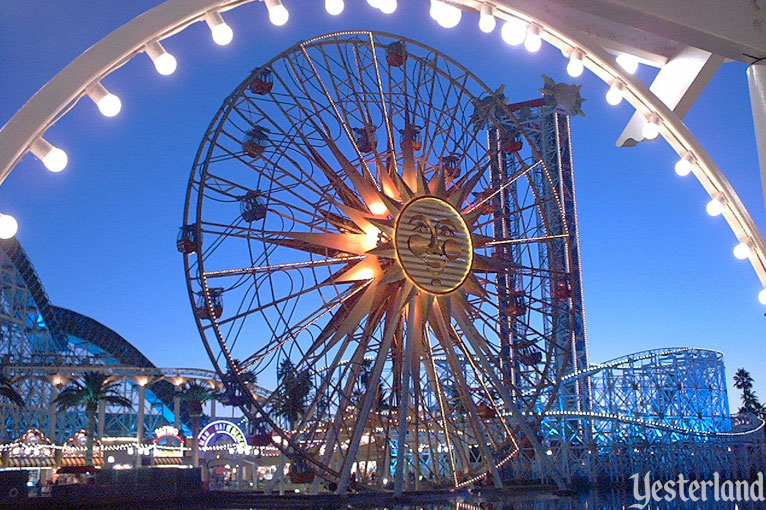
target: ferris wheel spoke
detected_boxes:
[336,284,408,494]
[203,256,364,279]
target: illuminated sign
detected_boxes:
[197,420,248,448]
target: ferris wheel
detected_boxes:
[181,31,576,492]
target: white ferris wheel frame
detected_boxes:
[0,0,765,292]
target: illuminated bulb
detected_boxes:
[524,25,542,52]
[758,289,766,305]
[642,114,660,140]
[431,0,461,28]
[369,201,387,216]
[567,50,584,77]
[478,4,496,33]
[86,82,121,117]
[144,40,177,75]
[379,0,397,13]
[367,0,382,7]
[357,267,375,280]
[205,11,233,45]
[127,447,135,456]
[429,0,444,20]
[107,456,115,464]
[0,214,18,240]
[616,53,639,74]
[265,0,289,26]
[30,137,68,172]
[706,198,725,217]
[734,241,751,260]
[605,81,623,105]
[501,18,527,45]
[325,0,344,15]
[675,153,694,176]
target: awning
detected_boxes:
[4,457,55,468]
[152,457,186,466]
[60,457,104,467]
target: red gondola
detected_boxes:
[288,460,315,484]
[177,225,199,254]
[399,125,422,153]
[555,279,571,300]
[352,127,377,154]
[441,153,460,179]
[242,127,270,158]
[195,288,224,320]
[477,403,496,419]
[249,69,274,95]
[501,131,523,153]
[386,41,406,67]
[240,190,268,222]
[503,293,527,317]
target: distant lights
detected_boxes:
[616,53,639,74]
[524,24,542,53]
[501,18,526,46]
[706,194,726,217]
[478,4,496,33]
[675,153,695,176]
[86,82,122,117]
[265,0,289,26]
[734,240,752,260]
[605,80,624,106]
[0,214,18,240]
[642,114,661,140]
[205,11,233,45]
[325,0,344,15]
[430,0,462,28]
[30,137,68,172]
[144,40,177,75]
[566,50,584,77]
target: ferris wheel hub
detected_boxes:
[394,196,472,295]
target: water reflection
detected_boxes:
[181,489,766,510]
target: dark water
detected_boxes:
[125,489,766,510]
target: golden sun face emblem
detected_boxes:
[395,197,472,294]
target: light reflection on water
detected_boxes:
[198,489,765,510]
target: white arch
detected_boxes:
[0,0,764,290]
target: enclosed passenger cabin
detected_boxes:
[399,125,422,153]
[501,129,523,153]
[386,41,406,67]
[352,127,376,154]
[177,224,199,254]
[249,69,274,95]
[242,126,270,158]
[441,153,460,179]
[503,293,527,317]
[288,460,315,484]
[240,190,268,222]
[195,288,224,320]
[554,278,572,299]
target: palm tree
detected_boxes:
[734,368,762,415]
[274,358,312,430]
[53,372,131,466]
[734,368,754,391]
[179,382,218,467]
[0,373,23,408]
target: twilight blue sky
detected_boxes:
[1,0,764,411]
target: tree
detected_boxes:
[53,372,131,466]
[179,382,218,467]
[734,368,762,415]
[273,358,312,430]
[0,373,23,408]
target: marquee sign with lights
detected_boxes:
[197,420,247,449]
